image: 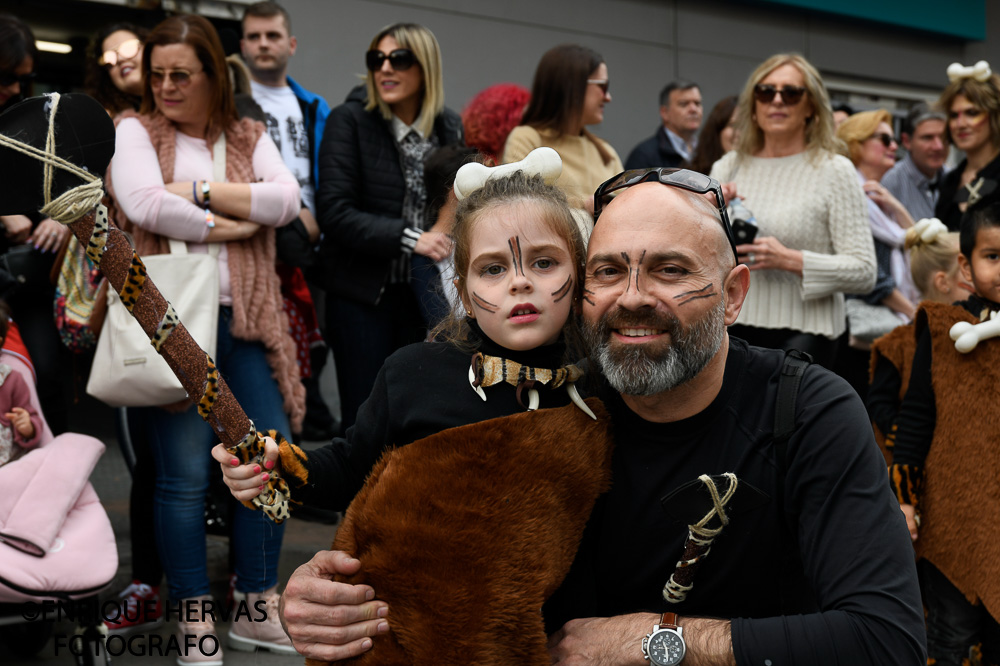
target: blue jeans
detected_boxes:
[143,307,289,600]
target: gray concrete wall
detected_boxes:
[280,0,998,160]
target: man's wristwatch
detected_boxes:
[642,612,686,665]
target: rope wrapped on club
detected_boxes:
[0,93,297,523]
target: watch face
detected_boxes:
[648,629,686,666]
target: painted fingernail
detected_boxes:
[377,621,389,633]
[265,459,275,470]
[253,465,261,474]
[258,484,265,491]
[361,639,372,650]
[261,473,270,482]
[230,458,240,466]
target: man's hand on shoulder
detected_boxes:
[280,550,389,661]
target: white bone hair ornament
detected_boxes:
[951,310,1000,353]
[947,60,993,83]
[453,146,562,201]
[913,217,949,244]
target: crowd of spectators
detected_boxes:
[1,4,998,665]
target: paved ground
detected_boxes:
[0,356,342,665]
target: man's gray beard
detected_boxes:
[583,300,726,396]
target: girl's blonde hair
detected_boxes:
[905,226,960,297]
[432,171,585,353]
[836,109,893,166]
[734,53,842,159]
[365,23,444,139]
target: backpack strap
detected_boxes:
[773,348,812,477]
[773,348,813,611]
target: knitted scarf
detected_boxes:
[105,110,305,431]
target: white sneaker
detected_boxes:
[177,615,224,666]
[228,586,297,655]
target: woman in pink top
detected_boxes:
[106,14,304,663]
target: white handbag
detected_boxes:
[85,239,220,407]
[87,133,226,407]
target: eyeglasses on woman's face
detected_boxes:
[100,38,142,68]
[0,70,34,88]
[867,132,896,148]
[587,78,610,95]
[149,68,202,88]
[365,48,417,72]
[753,84,807,106]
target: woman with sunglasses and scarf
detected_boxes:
[710,53,876,369]
[106,14,305,661]
[502,44,622,234]
[316,23,463,433]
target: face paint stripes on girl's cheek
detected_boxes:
[472,292,498,313]
[508,236,524,276]
[551,276,573,303]
[674,283,717,306]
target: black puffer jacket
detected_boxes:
[316,86,464,305]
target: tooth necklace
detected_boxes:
[468,353,596,420]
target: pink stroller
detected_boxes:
[0,335,118,664]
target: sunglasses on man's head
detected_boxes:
[0,70,35,88]
[753,84,807,106]
[365,48,417,72]
[149,68,201,88]
[593,168,740,263]
[868,132,896,148]
[99,38,141,68]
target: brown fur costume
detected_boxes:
[916,302,1000,622]
[868,323,917,463]
[309,397,613,665]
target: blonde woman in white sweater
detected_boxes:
[710,53,876,368]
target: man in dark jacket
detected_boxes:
[624,80,702,170]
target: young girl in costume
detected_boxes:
[214,147,594,512]
[865,218,967,459]
[890,203,1000,666]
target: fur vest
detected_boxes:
[868,323,917,462]
[105,111,305,430]
[917,301,1000,620]
[319,398,614,665]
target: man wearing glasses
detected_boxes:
[277,171,925,665]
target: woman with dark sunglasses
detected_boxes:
[0,13,36,112]
[502,44,622,236]
[709,53,876,369]
[835,110,920,396]
[316,23,463,433]
[105,14,305,661]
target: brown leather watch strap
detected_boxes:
[660,612,680,630]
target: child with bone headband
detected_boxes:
[865,218,967,461]
[213,146,597,514]
[889,204,1000,665]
